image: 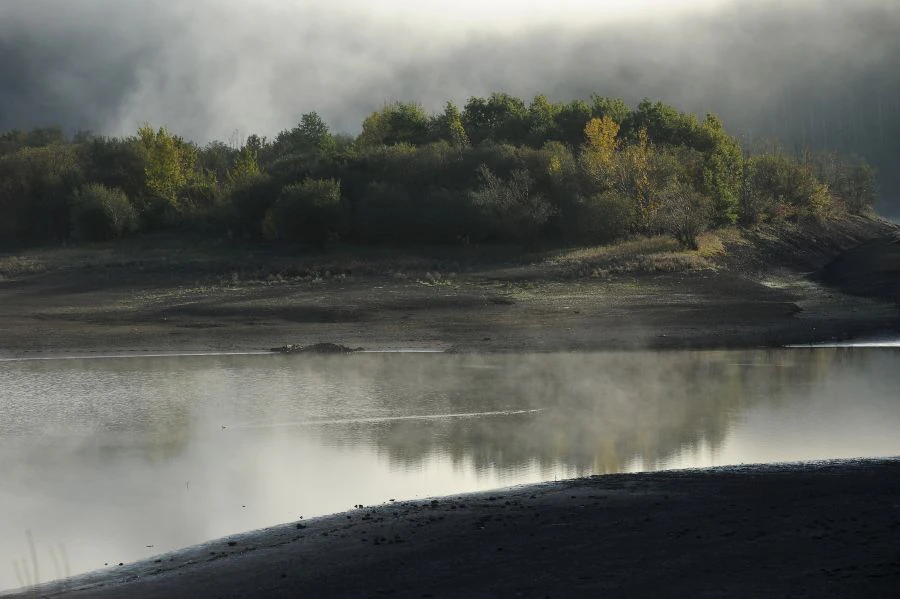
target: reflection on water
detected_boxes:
[1,349,899,590]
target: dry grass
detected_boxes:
[696,232,727,258]
[548,236,682,265]
[545,235,712,278]
[0,255,48,279]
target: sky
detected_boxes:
[0,0,898,211]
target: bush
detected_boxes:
[741,154,831,224]
[652,181,712,249]
[419,186,480,243]
[843,163,877,215]
[353,182,416,243]
[70,183,136,241]
[226,173,281,239]
[0,145,81,246]
[470,166,554,244]
[264,178,345,247]
[568,191,635,244]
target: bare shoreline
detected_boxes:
[1,264,897,359]
[2,221,899,596]
[1,216,897,359]
[6,458,899,598]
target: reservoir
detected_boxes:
[1,349,898,591]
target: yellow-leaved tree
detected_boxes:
[583,116,620,168]
[136,124,199,212]
[580,116,621,192]
[616,127,655,231]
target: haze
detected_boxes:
[1,0,897,212]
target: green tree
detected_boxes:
[843,162,877,214]
[77,136,147,204]
[470,165,554,244]
[0,144,80,245]
[264,178,345,246]
[358,102,430,146]
[226,173,281,239]
[742,153,832,223]
[70,183,136,241]
[590,96,630,127]
[462,93,528,145]
[697,114,743,224]
[429,102,470,147]
[226,145,261,186]
[525,94,559,145]
[136,124,198,213]
[273,112,335,157]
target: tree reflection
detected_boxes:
[299,349,878,475]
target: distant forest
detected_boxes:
[0,94,879,250]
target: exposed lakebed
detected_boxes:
[1,348,899,591]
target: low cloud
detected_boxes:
[1,0,897,211]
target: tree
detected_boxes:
[554,99,592,147]
[263,178,345,246]
[358,102,430,146]
[652,181,712,249]
[226,173,281,239]
[70,183,136,241]
[226,145,261,186]
[583,116,620,171]
[78,136,147,203]
[462,93,528,145]
[273,112,335,157]
[612,127,655,231]
[741,152,833,223]
[429,102,470,147]
[590,96,630,126]
[844,162,877,214]
[470,165,554,244]
[697,114,743,224]
[630,99,697,145]
[136,124,198,213]
[0,144,80,245]
[525,94,559,145]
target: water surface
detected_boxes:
[1,349,898,591]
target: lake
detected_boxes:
[1,348,899,591]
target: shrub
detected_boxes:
[741,154,830,224]
[0,145,80,246]
[353,182,415,243]
[567,192,634,244]
[470,166,554,244]
[419,186,481,243]
[264,178,345,247]
[226,173,281,239]
[843,162,877,215]
[70,183,136,241]
[652,181,712,250]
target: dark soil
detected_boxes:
[819,232,900,304]
[13,459,900,599]
[0,217,898,357]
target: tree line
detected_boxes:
[0,94,879,250]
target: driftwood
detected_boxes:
[270,342,361,355]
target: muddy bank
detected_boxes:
[819,231,900,303]
[1,221,899,358]
[8,458,899,598]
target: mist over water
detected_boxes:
[1,349,899,591]
[1,0,898,213]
